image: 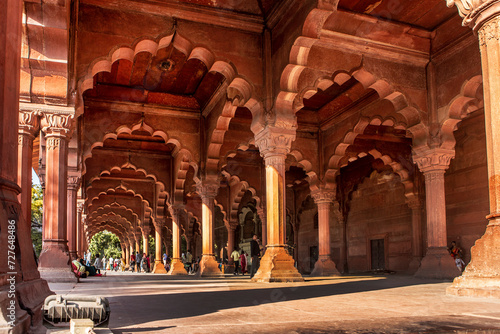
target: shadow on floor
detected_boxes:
[104,275,442,332]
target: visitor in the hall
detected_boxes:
[93,253,103,270]
[231,247,240,275]
[250,234,260,278]
[240,250,247,275]
[448,241,466,272]
[186,250,193,274]
[130,252,136,272]
[136,252,142,273]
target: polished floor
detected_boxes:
[47,271,500,334]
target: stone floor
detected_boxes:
[46,271,500,334]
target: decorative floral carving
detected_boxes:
[67,176,81,190]
[196,180,220,200]
[42,113,75,138]
[311,189,336,205]
[46,137,62,150]
[479,15,500,45]
[18,134,33,148]
[446,0,498,27]
[413,148,455,173]
[255,126,296,166]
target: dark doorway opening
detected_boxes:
[370,239,385,270]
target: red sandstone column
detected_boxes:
[168,206,187,275]
[17,110,42,281]
[446,0,500,297]
[38,113,77,282]
[66,176,80,260]
[257,207,267,247]
[0,1,42,330]
[76,203,83,257]
[252,126,304,282]
[153,221,167,273]
[142,226,150,257]
[311,190,340,276]
[196,180,224,277]
[407,196,424,273]
[413,149,457,279]
[124,242,130,269]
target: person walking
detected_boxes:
[136,252,142,273]
[250,234,260,278]
[130,252,136,272]
[448,241,466,272]
[231,248,240,275]
[186,250,193,274]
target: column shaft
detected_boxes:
[38,115,77,283]
[66,177,79,260]
[197,181,223,277]
[153,226,167,273]
[168,208,187,275]
[17,118,41,281]
[252,126,303,282]
[311,191,339,276]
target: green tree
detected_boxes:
[31,184,43,257]
[89,231,122,260]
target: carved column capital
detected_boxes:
[42,113,75,138]
[67,176,81,191]
[196,179,220,202]
[413,148,455,173]
[311,189,336,205]
[406,195,424,210]
[19,110,40,135]
[255,126,296,167]
[447,0,500,30]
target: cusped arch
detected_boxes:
[439,75,483,150]
[77,33,240,116]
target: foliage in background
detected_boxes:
[31,185,43,257]
[89,231,122,260]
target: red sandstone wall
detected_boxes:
[445,111,489,263]
[345,171,411,273]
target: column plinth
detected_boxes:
[413,149,458,279]
[310,190,340,276]
[446,1,500,296]
[168,207,187,275]
[196,181,224,277]
[38,113,77,283]
[252,127,303,282]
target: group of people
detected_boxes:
[224,234,262,278]
[72,254,105,278]
[83,252,122,272]
[130,252,153,273]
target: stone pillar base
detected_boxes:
[197,255,223,278]
[310,257,340,277]
[406,257,422,274]
[252,246,304,283]
[153,260,167,274]
[38,268,78,283]
[167,259,187,275]
[0,288,31,334]
[16,278,53,330]
[414,247,460,280]
[447,224,500,298]
[38,242,74,280]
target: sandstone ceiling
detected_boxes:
[338,0,457,30]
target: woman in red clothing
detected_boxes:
[240,250,248,275]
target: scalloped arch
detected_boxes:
[439,75,483,151]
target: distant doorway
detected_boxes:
[370,239,385,270]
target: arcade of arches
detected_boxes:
[2,0,500,332]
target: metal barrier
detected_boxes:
[43,295,110,327]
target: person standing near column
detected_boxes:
[250,234,260,278]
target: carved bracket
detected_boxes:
[413,148,455,173]
[446,0,500,29]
